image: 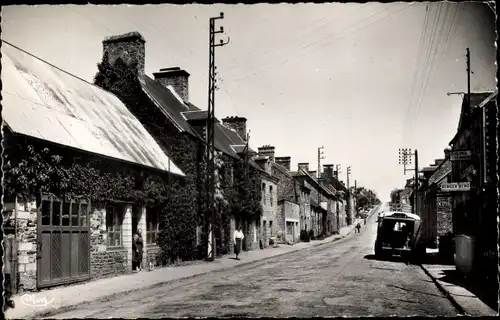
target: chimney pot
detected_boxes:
[275,156,291,171]
[257,145,275,162]
[298,163,309,172]
[153,67,191,102]
[222,116,247,141]
[102,31,146,76]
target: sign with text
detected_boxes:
[460,165,477,180]
[450,150,472,161]
[440,182,471,192]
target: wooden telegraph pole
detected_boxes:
[206,13,229,261]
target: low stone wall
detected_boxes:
[90,250,128,279]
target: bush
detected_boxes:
[269,238,275,246]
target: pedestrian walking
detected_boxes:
[233,225,244,260]
[133,229,144,271]
[355,223,361,233]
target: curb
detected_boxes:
[22,234,349,319]
[419,264,467,316]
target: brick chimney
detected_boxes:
[298,163,309,172]
[153,67,190,102]
[323,164,334,180]
[221,116,247,141]
[257,145,275,162]
[275,156,291,171]
[102,32,146,75]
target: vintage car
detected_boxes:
[374,211,425,261]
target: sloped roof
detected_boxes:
[272,162,293,178]
[140,75,262,163]
[452,91,495,144]
[295,169,335,198]
[1,41,184,176]
[181,110,208,121]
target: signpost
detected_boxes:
[450,150,472,161]
[440,182,471,192]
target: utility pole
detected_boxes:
[317,146,325,235]
[346,166,351,224]
[398,148,419,215]
[317,146,325,180]
[354,179,357,215]
[466,48,471,113]
[206,12,229,261]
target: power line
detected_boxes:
[244,4,411,76]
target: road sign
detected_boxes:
[440,182,471,192]
[450,150,472,161]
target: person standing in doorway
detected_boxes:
[233,225,244,260]
[134,229,144,271]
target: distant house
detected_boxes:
[291,163,337,238]
[1,41,185,292]
[95,32,268,255]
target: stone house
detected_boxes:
[291,163,337,238]
[448,91,498,279]
[253,147,281,246]
[1,41,185,292]
[322,165,348,229]
[95,32,267,255]
[416,156,450,249]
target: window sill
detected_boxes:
[107,246,126,252]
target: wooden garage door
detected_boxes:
[37,195,91,288]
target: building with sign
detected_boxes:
[416,150,453,250]
[448,91,498,280]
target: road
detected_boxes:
[44,204,458,318]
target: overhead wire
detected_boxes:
[412,2,462,129]
[412,3,453,129]
[406,2,444,134]
[402,2,431,141]
[236,3,412,80]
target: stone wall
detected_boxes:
[3,198,38,292]
[89,204,132,279]
[436,196,453,237]
[261,178,279,245]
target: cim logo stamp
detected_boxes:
[20,294,54,307]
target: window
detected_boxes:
[262,183,266,205]
[269,186,273,206]
[146,208,160,245]
[230,167,234,186]
[41,196,88,227]
[106,204,124,247]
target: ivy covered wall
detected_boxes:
[93,55,263,259]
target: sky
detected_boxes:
[1,3,496,202]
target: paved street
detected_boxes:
[43,211,458,318]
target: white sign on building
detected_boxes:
[450,150,472,161]
[440,182,471,192]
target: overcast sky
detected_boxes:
[2,3,496,202]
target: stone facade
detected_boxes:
[102,32,146,75]
[279,200,300,243]
[261,176,279,246]
[3,195,158,292]
[3,198,38,291]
